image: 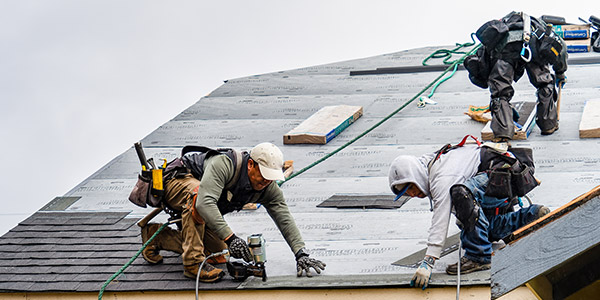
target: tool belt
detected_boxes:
[129,157,188,208]
[479,146,538,199]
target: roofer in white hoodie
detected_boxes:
[388,140,549,290]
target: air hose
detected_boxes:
[99,40,482,299]
[98,222,170,300]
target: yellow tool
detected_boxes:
[152,168,163,194]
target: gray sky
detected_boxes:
[1,1,597,235]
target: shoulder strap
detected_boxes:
[224,150,243,190]
[180,145,242,189]
[456,135,481,147]
[428,135,481,171]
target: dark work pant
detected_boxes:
[487,51,558,139]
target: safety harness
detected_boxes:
[428,135,481,172]
[520,12,532,62]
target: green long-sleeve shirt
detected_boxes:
[194,154,305,254]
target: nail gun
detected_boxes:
[227,234,267,282]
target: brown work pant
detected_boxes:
[149,174,226,266]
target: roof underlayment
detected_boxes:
[1,45,600,294]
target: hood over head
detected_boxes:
[388,153,432,197]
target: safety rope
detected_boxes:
[282,41,482,185]
[422,33,477,66]
[99,40,482,299]
[418,33,477,106]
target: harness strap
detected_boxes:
[428,135,482,172]
[520,12,533,62]
[456,135,481,147]
[225,150,243,190]
[522,12,531,42]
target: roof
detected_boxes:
[1,45,600,295]
[491,186,600,299]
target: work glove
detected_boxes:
[556,73,566,88]
[224,234,252,262]
[295,248,326,277]
[410,256,435,290]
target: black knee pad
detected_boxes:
[450,184,480,233]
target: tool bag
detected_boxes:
[479,146,538,199]
[128,145,239,208]
[128,158,187,208]
[530,26,563,65]
[428,136,538,200]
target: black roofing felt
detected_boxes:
[1,46,600,294]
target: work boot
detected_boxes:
[541,124,559,135]
[141,223,164,264]
[446,257,491,275]
[183,262,225,283]
[450,185,480,233]
[535,205,551,219]
[206,253,228,264]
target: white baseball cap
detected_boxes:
[250,143,285,181]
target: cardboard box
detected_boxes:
[284,105,363,144]
[553,24,591,39]
[565,39,591,53]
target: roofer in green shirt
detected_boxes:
[141,143,325,282]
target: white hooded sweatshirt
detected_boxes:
[388,144,481,258]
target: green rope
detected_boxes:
[422,63,459,100]
[99,40,482,299]
[98,222,169,299]
[422,33,477,66]
[281,42,482,186]
[419,34,477,102]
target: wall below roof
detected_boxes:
[0,286,540,300]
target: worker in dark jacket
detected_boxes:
[464,11,568,140]
[141,143,325,282]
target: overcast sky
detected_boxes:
[1,1,597,236]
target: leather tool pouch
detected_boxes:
[129,170,163,208]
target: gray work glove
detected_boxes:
[556,72,566,88]
[225,234,252,262]
[295,248,326,277]
[410,256,435,290]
